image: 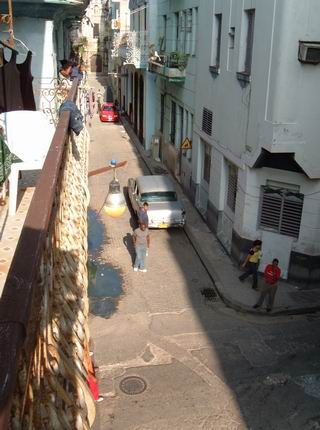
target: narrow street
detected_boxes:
[87,81,320,430]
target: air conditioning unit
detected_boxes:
[298,41,320,64]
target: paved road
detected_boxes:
[87,99,320,430]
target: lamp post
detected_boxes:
[88,160,127,218]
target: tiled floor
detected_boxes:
[0,182,36,296]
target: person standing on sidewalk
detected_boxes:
[253,258,281,312]
[133,222,150,272]
[239,240,262,289]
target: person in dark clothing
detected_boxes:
[253,258,281,312]
[239,240,262,289]
[138,202,149,227]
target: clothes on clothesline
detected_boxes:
[0,49,36,113]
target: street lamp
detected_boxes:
[88,160,127,218]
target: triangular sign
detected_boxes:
[181,137,192,149]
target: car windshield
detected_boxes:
[141,191,177,202]
[103,106,114,112]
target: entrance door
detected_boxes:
[139,75,144,142]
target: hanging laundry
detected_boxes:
[0,51,24,113]
[17,51,36,111]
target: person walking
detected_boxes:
[239,240,262,289]
[133,222,150,272]
[96,89,102,113]
[253,258,281,312]
[138,202,149,227]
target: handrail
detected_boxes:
[0,78,79,429]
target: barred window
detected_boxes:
[202,108,213,136]
[226,162,238,212]
[259,186,304,238]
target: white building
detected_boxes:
[191,0,320,284]
[146,0,320,285]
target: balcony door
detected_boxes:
[138,75,144,143]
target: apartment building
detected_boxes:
[191,0,320,284]
[144,0,320,284]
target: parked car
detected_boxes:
[127,175,186,228]
[99,103,119,123]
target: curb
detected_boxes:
[121,117,320,318]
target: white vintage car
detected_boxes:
[127,175,186,228]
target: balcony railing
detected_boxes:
[148,53,188,83]
[0,80,94,429]
[112,30,148,69]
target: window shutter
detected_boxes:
[259,187,303,239]
[280,195,303,238]
[260,193,282,231]
[202,108,213,136]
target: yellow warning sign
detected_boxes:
[181,137,192,149]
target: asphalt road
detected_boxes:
[87,88,320,430]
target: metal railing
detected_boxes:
[0,79,94,429]
[149,52,188,70]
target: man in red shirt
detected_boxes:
[253,258,281,312]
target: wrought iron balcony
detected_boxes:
[148,52,188,83]
[112,30,148,69]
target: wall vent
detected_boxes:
[202,108,213,136]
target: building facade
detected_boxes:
[192,0,320,284]
[146,0,320,285]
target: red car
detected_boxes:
[99,103,119,123]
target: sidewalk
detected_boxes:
[122,116,320,316]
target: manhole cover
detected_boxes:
[119,376,147,395]
[153,166,168,175]
[201,288,217,301]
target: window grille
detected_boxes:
[259,186,304,238]
[226,163,238,212]
[202,108,213,136]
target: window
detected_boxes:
[160,94,165,133]
[202,108,213,136]
[227,163,238,212]
[174,12,179,51]
[141,192,177,203]
[259,185,304,238]
[212,14,222,68]
[93,23,100,38]
[240,9,255,75]
[179,105,184,145]
[203,143,211,184]
[170,101,176,144]
[229,27,235,49]
[160,15,167,52]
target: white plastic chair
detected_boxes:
[0,111,55,216]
